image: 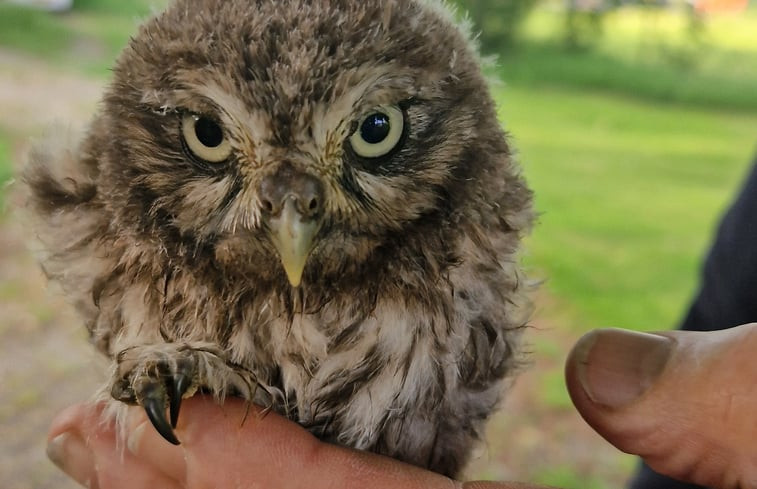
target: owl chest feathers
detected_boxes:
[261,298,461,448]
[108,267,480,449]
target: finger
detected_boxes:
[47,431,99,488]
[126,406,188,484]
[130,396,454,489]
[127,396,318,488]
[47,404,100,487]
[47,402,182,489]
[565,326,757,488]
[128,396,559,489]
[51,405,558,489]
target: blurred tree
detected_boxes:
[451,0,541,53]
[563,0,617,49]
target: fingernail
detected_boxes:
[574,328,673,408]
[47,432,98,488]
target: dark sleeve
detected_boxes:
[628,155,757,489]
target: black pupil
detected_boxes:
[360,113,391,144]
[195,117,224,148]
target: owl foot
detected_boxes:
[109,343,255,445]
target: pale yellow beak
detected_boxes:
[267,198,320,287]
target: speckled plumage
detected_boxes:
[23,0,533,477]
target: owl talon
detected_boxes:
[143,394,180,445]
[170,373,192,428]
[111,344,254,443]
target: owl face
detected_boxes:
[100,0,507,291]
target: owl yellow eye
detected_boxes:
[349,105,404,159]
[181,114,232,163]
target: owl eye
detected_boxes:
[181,113,232,163]
[349,105,405,159]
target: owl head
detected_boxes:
[93,0,531,298]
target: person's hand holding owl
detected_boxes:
[46,324,757,489]
[46,397,552,489]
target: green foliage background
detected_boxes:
[452,0,541,50]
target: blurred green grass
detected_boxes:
[498,86,757,333]
[71,0,163,14]
[498,7,757,111]
[534,466,607,489]
[0,4,71,58]
[0,0,166,75]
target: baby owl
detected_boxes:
[23,0,533,477]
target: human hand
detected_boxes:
[46,323,757,489]
[565,324,757,489]
[46,397,551,489]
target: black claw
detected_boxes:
[143,395,180,445]
[170,373,191,428]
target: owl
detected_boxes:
[22,0,533,478]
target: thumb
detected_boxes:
[565,325,757,489]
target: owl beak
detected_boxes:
[267,198,320,287]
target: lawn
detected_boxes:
[464,83,757,488]
[0,3,756,489]
[0,0,167,75]
[499,5,757,111]
[499,85,757,334]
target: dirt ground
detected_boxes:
[0,48,632,488]
[0,50,106,489]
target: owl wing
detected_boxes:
[21,123,112,342]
